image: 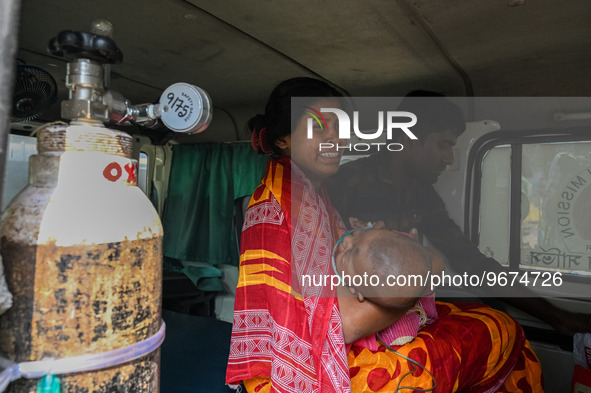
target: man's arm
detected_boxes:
[336,285,409,344]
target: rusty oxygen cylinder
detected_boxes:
[0,23,163,392]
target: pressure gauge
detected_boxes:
[159,83,212,134]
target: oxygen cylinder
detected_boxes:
[0,122,163,392]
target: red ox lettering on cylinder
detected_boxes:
[124,163,137,184]
[103,162,122,182]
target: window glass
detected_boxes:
[138,151,149,195]
[478,140,591,275]
[521,142,591,273]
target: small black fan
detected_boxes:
[12,61,58,122]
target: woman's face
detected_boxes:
[277,97,343,188]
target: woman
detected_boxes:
[226,77,543,393]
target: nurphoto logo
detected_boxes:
[305,106,418,152]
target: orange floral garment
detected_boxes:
[347,302,543,393]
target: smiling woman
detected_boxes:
[226,77,352,392]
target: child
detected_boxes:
[332,227,440,348]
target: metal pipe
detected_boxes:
[0,0,22,209]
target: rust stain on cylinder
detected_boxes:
[0,237,162,393]
[38,125,133,157]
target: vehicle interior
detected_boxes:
[1,0,591,392]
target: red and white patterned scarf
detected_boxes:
[226,157,350,393]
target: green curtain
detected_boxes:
[162,143,268,271]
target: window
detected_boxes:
[520,142,591,274]
[3,134,37,209]
[468,129,591,279]
[138,151,149,195]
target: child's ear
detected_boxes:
[347,286,365,302]
[349,217,365,229]
[356,291,365,302]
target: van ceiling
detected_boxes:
[14,0,591,137]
